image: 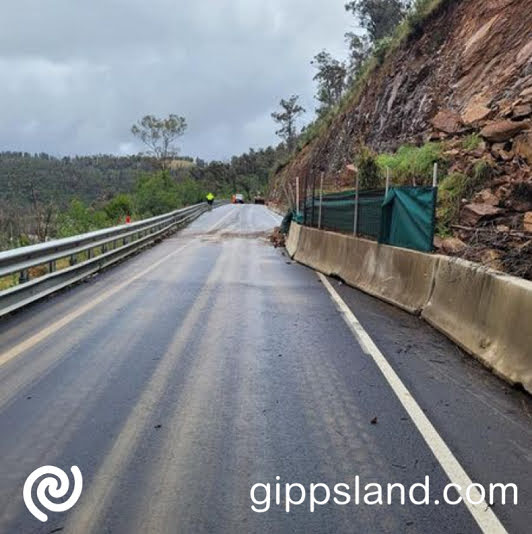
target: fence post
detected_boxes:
[311,172,317,227]
[318,172,324,229]
[353,172,360,236]
[19,269,29,284]
[296,176,300,217]
[433,162,438,187]
[385,167,390,196]
[303,173,308,226]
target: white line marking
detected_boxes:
[318,272,508,534]
[0,211,232,368]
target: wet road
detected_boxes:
[0,204,530,533]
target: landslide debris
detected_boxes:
[269,0,531,279]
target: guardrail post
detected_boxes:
[49,260,56,273]
[19,269,29,284]
[87,248,93,260]
[69,254,77,266]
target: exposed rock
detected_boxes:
[496,224,510,232]
[441,237,467,254]
[444,148,461,157]
[427,131,446,141]
[471,148,487,158]
[431,110,463,134]
[480,120,529,142]
[491,176,511,187]
[508,198,532,213]
[269,227,285,248]
[520,86,532,99]
[472,189,500,206]
[462,97,492,125]
[514,132,532,162]
[433,235,443,249]
[512,104,532,119]
[480,249,503,271]
[499,101,514,118]
[461,203,503,226]
[490,142,514,161]
[524,212,532,233]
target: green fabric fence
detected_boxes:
[379,186,437,252]
[300,186,437,252]
[304,189,385,239]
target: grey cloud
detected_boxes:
[0,1,353,160]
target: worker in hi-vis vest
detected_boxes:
[206,192,214,207]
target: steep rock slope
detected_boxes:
[270,0,532,277]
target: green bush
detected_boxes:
[461,133,482,151]
[377,142,443,185]
[436,166,487,235]
[133,171,182,217]
[57,199,110,237]
[373,37,393,65]
[472,159,494,182]
[436,172,467,235]
[355,146,382,189]
[406,0,454,39]
[175,178,206,206]
[104,194,133,223]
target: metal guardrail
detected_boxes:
[0,201,222,317]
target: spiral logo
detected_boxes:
[23,465,83,522]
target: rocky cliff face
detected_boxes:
[270,0,532,278]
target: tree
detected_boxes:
[311,51,347,115]
[134,172,181,216]
[104,194,133,222]
[271,95,306,152]
[131,114,187,169]
[345,31,371,83]
[29,181,56,242]
[344,0,409,43]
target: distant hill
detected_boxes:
[0,144,287,250]
[0,152,158,207]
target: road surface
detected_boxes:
[0,204,530,533]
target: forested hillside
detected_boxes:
[0,152,155,207]
[0,145,285,250]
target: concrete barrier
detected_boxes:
[293,226,437,314]
[286,222,301,258]
[288,225,532,393]
[294,226,347,276]
[340,236,438,314]
[422,257,532,393]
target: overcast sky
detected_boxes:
[0,1,356,161]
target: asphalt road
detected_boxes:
[0,204,530,534]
